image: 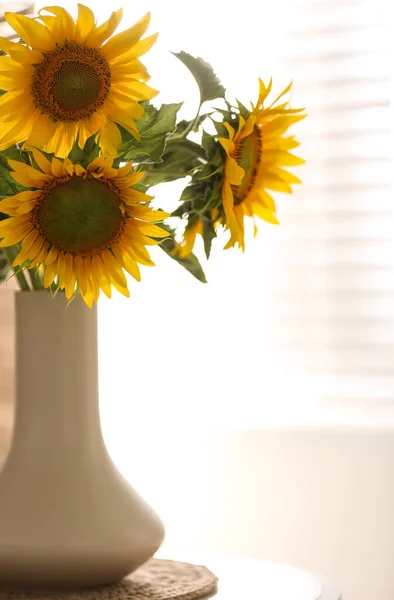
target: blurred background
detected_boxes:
[0,1,393,599]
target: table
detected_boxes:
[160,554,342,600]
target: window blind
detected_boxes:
[264,0,393,404]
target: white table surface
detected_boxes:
[158,554,341,600]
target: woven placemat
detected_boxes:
[0,559,218,600]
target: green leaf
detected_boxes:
[202,216,217,259]
[0,159,25,195]
[174,113,211,135]
[139,138,204,188]
[201,130,217,159]
[194,162,222,181]
[154,222,207,283]
[68,140,88,164]
[83,134,100,163]
[0,146,30,164]
[160,236,207,283]
[236,98,252,119]
[0,247,10,282]
[120,102,183,164]
[173,51,226,104]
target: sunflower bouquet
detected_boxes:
[0,4,305,307]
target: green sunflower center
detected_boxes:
[33,175,124,255]
[232,126,262,206]
[32,42,111,122]
[52,62,102,113]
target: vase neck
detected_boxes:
[9,291,105,459]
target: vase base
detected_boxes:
[0,544,160,589]
[0,559,219,600]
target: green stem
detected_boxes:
[3,246,30,291]
[181,101,203,138]
[28,268,44,290]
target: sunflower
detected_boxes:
[0,4,158,157]
[217,79,306,250]
[0,150,169,306]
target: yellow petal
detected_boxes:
[74,164,86,177]
[43,122,77,158]
[85,8,123,47]
[252,201,279,224]
[0,197,19,215]
[5,13,54,52]
[101,13,151,60]
[0,214,28,232]
[27,236,46,261]
[50,157,66,177]
[74,255,88,296]
[81,288,94,308]
[13,231,40,264]
[268,81,293,108]
[75,4,95,41]
[138,223,169,239]
[109,275,130,298]
[0,58,31,91]
[99,251,126,286]
[264,149,305,166]
[111,59,149,79]
[265,135,300,152]
[225,157,244,186]
[111,112,140,140]
[25,113,57,149]
[8,159,49,188]
[38,6,75,44]
[0,226,32,247]
[0,56,26,72]
[128,206,169,222]
[45,245,59,265]
[3,189,40,205]
[0,37,22,55]
[122,188,153,205]
[33,241,50,266]
[63,253,76,300]
[113,246,141,281]
[86,156,106,173]
[238,115,256,139]
[123,253,141,281]
[269,166,302,185]
[30,148,53,175]
[108,33,158,63]
[121,241,154,266]
[0,112,37,151]
[43,261,58,288]
[218,136,234,156]
[222,181,242,242]
[107,90,145,118]
[263,176,293,194]
[99,120,122,158]
[16,200,37,214]
[262,114,306,136]
[0,36,43,64]
[223,122,236,140]
[0,89,25,118]
[114,80,159,103]
[255,78,272,109]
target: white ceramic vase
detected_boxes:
[0,291,165,589]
